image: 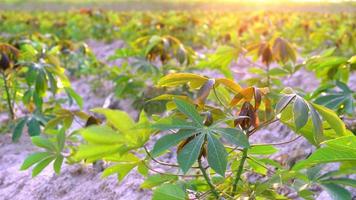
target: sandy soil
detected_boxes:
[0,40,355,200]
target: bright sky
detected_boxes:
[212,0,351,2]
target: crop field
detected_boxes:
[0,1,355,200]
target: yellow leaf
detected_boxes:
[157,73,208,89]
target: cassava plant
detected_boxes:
[0,35,83,141]
[20,72,355,200]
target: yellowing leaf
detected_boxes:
[157,73,208,89]
[92,108,135,132]
[215,78,242,94]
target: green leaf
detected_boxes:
[102,163,137,181]
[151,129,196,157]
[249,145,278,155]
[213,128,250,148]
[315,94,346,109]
[152,184,186,200]
[247,158,267,175]
[177,133,205,173]
[276,94,296,114]
[141,174,178,189]
[309,104,324,144]
[31,136,56,151]
[100,153,139,180]
[320,178,356,187]
[20,152,52,170]
[35,70,47,97]
[321,183,351,200]
[293,97,309,130]
[207,133,227,176]
[200,45,240,78]
[324,136,356,151]
[312,103,347,136]
[152,117,197,130]
[32,156,55,177]
[293,136,356,170]
[57,128,65,151]
[27,118,41,136]
[137,161,149,176]
[12,117,28,142]
[64,87,83,109]
[174,98,203,126]
[91,108,135,132]
[268,68,289,76]
[53,155,64,175]
[74,144,125,161]
[306,165,323,180]
[80,125,125,145]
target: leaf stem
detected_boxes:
[265,64,270,89]
[231,148,248,196]
[1,71,15,120]
[198,159,219,199]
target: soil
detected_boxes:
[0,40,355,200]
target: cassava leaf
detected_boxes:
[177,133,205,173]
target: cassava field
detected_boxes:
[0,0,355,199]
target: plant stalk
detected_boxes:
[265,64,270,88]
[231,148,248,196]
[1,72,15,120]
[198,159,219,199]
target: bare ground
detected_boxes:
[0,40,355,200]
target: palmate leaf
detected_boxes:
[174,98,203,126]
[141,174,178,189]
[152,184,186,200]
[212,128,249,148]
[151,117,197,130]
[20,152,52,170]
[198,45,240,78]
[80,125,125,145]
[279,91,349,145]
[151,129,196,157]
[91,108,135,132]
[177,133,205,174]
[31,136,56,151]
[249,145,278,155]
[102,163,137,180]
[74,144,126,161]
[206,133,227,176]
[101,153,140,180]
[32,156,55,177]
[293,136,356,170]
